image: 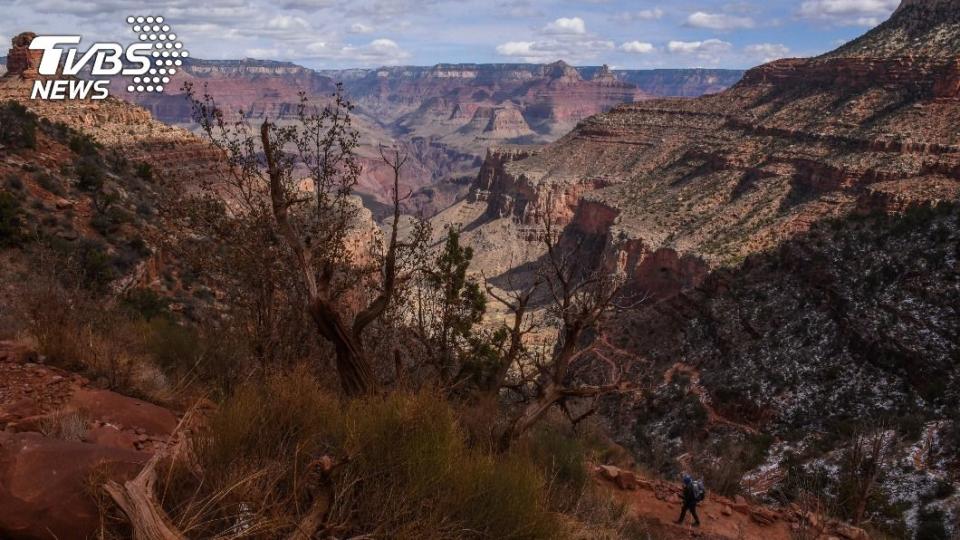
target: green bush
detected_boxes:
[5,174,24,191]
[525,425,589,509]
[68,132,101,156]
[143,318,246,397]
[75,240,117,293]
[134,162,153,182]
[0,101,38,150]
[35,172,65,196]
[0,191,25,247]
[76,157,105,192]
[121,287,170,321]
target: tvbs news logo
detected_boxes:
[30,15,189,100]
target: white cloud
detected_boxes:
[299,37,410,65]
[687,11,755,30]
[496,14,618,62]
[797,0,898,26]
[543,16,586,35]
[668,39,733,54]
[266,15,310,30]
[340,38,411,64]
[620,41,655,54]
[349,22,373,34]
[667,39,733,64]
[498,0,543,18]
[744,43,791,62]
[612,8,664,22]
[496,38,614,62]
[496,41,537,56]
[278,0,335,10]
[245,47,284,58]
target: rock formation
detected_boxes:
[4,32,42,79]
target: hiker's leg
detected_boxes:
[677,505,688,524]
[690,505,700,525]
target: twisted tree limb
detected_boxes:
[104,411,196,540]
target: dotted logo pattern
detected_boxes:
[124,16,189,94]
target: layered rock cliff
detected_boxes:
[455,3,960,533]
[473,0,960,294]
[105,58,741,216]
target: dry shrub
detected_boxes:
[158,369,563,539]
[143,317,249,399]
[524,424,590,512]
[333,391,559,539]
[20,279,171,402]
[457,392,505,451]
[39,408,89,441]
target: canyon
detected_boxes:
[107,58,742,216]
[0,40,742,217]
[435,0,960,535]
[2,0,960,534]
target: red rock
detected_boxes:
[750,507,777,525]
[0,432,147,539]
[615,469,639,490]
[0,398,41,421]
[68,388,177,437]
[833,523,870,540]
[4,33,43,80]
[83,425,143,452]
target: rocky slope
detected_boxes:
[0,33,230,317]
[449,1,960,535]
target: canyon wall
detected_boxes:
[454,3,960,533]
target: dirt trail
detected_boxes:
[594,465,870,540]
[664,362,761,436]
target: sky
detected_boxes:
[2,0,902,69]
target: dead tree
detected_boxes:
[105,410,197,540]
[483,276,539,394]
[844,425,892,526]
[184,85,419,396]
[489,214,642,447]
[106,408,340,540]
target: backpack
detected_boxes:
[693,480,706,502]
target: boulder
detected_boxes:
[68,388,177,437]
[0,431,147,540]
[750,507,778,526]
[0,398,42,425]
[83,424,143,452]
[596,464,640,490]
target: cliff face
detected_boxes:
[456,3,960,532]
[475,0,960,294]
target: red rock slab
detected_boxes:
[68,387,177,437]
[0,431,147,540]
[83,424,143,452]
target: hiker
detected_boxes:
[675,473,704,527]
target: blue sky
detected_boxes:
[3,0,901,69]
